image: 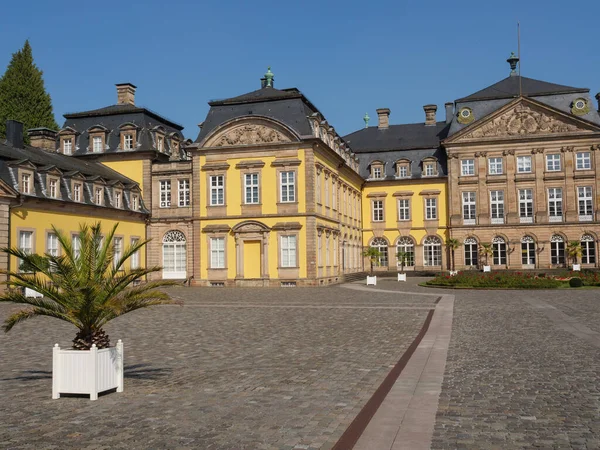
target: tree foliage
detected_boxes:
[0,40,58,141]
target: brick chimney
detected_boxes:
[423,104,437,126]
[376,108,390,129]
[116,83,137,105]
[28,127,58,151]
[445,102,454,124]
[5,120,23,148]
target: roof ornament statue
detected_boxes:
[363,112,370,128]
[507,52,519,76]
[265,67,274,88]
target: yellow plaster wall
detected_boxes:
[101,160,144,193]
[10,209,146,272]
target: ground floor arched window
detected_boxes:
[492,236,506,265]
[162,230,187,279]
[550,235,565,265]
[521,236,536,266]
[464,237,478,266]
[396,237,415,267]
[371,238,389,267]
[581,234,596,264]
[423,236,442,266]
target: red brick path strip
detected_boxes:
[332,308,435,450]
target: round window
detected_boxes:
[460,108,471,118]
[575,100,586,110]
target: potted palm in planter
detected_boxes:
[396,250,410,282]
[567,240,582,271]
[0,222,181,400]
[363,247,381,285]
[446,238,460,276]
[479,243,493,272]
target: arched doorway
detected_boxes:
[162,230,187,279]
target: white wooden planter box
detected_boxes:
[483,266,491,272]
[573,264,581,271]
[52,340,124,401]
[397,273,407,282]
[366,275,377,286]
[449,271,458,276]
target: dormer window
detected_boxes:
[123,134,134,150]
[63,138,73,155]
[48,178,58,198]
[370,161,384,179]
[422,158,439,177]
[132,194,139,211]
[114,190,122,208]
[157,136,164,152]
[73,183,82,202]
[92,136,103,152]
[396,160,411,178]
[21,173,31,194]
[95,187,103,205]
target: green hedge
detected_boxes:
[426,271,563,289]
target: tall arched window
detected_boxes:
[581,234,596,264]
[464,237,478,267]
[423,236,442,266]
[370,238,389,267]
[550,235,565,265]
[162,230,187,279]
[492,236,506,265]
[396,237,415,267]
[521,236,535,266]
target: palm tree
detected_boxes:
[396,250,410,274]
[446,238,460,272]
[363,247,381,275]
[479,243,493,267]
[566,241,582,266]
[0,222,181,350]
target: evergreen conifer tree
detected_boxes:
[0,40,58,141]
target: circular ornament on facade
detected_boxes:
[457,107,474,124]
[571,98,590,115]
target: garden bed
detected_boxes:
[424,271,566,289]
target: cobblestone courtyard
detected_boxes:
[2,280,600,449]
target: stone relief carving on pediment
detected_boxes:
[461,104,591,140]
[214,124,291,147]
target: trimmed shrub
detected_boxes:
[569,277,583,288]
[425,271,563,289]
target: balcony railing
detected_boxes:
[519,216,534,224]
[463,218,476,225]
[579,214,593,222]
[549,215,563,223]
[491,217,505,224]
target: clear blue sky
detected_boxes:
[1,0,598,139]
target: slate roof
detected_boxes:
[64,104,183,130]
[344,122,449,153]
[0,140,148,213]
[208,87,303,106]
[457,76,587,102]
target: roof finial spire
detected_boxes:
[264,67,274,88]
[363,112,370,128]
[507,51,519,76]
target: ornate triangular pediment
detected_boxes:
[446,98,600,144]
[201,116,299,148]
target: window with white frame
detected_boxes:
[280,171,295,203]
[371,237,388,267]
[518,189,533,221]
[316,173,321,203]
[488,157,503,175]
[63,138,73,155]
[72,235,81,260]
[423,236,442,266]
[397,199,410,221]
[332,181,337,210]
[424,163,435,177]
[550,235,565,265]
[325,235,330,266]
[490,190,504,223]
[92,136,103,152]
[517,155,532,173]
[21,173,31,194]
[130,238,140,269]
[95,187,103,205]
[492,236,507,265]
[464,237,478,266]
[114,191,122,208]
[18,231,33,271]
[546,154,561,171]
[398,164,409,178]
[244,173,259,204]
[372,166,382,179]
[47,233,58,257]
[462,192,476,222]
[548,188,563,220]
[425,198,437,220]
[162,230,186,279]
[521,236,536,266]
[578,186,593,220]
[372,200,384,222]
[48,178,58,198]
[210,175,225,206]
[113,237,123,269]
[73,183,81,202]
[178,179,190,207]
[132,194,139,211]
[396,236,414,267]
[157,136,164,152]
[281,235,297,268]
[318,233,322,266]
[160,180,171,207]
[581,234,596,264]
[123,134,134,150]
[461,159,475,176]
[324,177,329,207]
[210,237,225,269]
[576,152,591,170]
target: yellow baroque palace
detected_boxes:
[2,59,600,287]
